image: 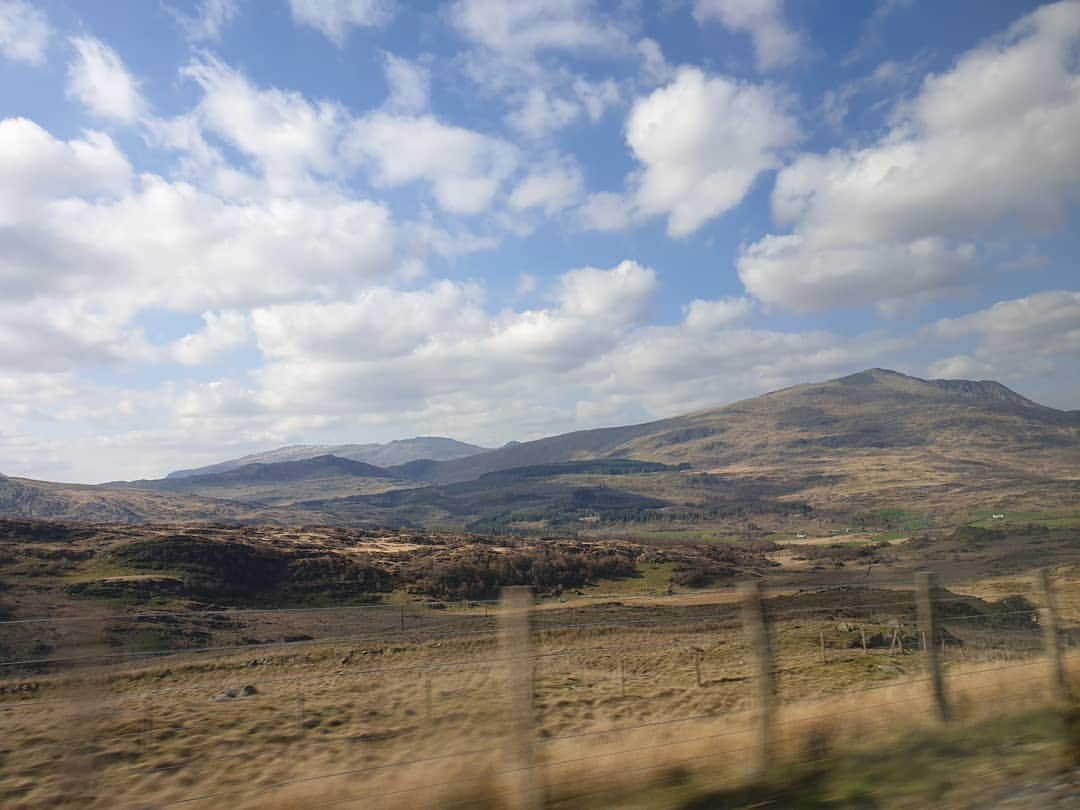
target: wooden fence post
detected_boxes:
[820,630,826,664]
[499,586,542,810]
[1038,568,1070,702]
[143,696,153,749]
[861,627,868,655]
[741,581,777,777]
[916,572,950,722]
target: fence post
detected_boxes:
[143,696,153,750]
[1038,568,1070,702]
[819,630,826,664]
[740,581,777,777]
[861,627,868,655]
[915,572,950,722]
[499,586,542,810]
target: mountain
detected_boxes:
[166,437,488,479]
[112,455,419,507]
[1,369,1076,529]
[395,368,1080,485]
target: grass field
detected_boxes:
[1,517,1078,807]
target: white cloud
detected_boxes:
[637,37,674,85]
[505,78,619,139]
[682,296,755,331]
[172,311,251,365]
[694,0,803,72]
[67,37,146,123]
[935,290,1080,352]
[585,67,799,237]
[383,52,430,114]
[288,0,393,46]
[0,116,397,372]
[172,0,241,42]
[183,56,344,192]
[450,0,630,56]
[740,2,1080,312]
[244,261,658,422]
[573,77,620,120]
[928,290,1080,397]
[343,111,517,215]
[506,87,581,138]
[629,68,799,236]
[0,118,131,224]
[555,260,657,322]
[579,190,635,232]
[508,157,584,215]
[0,0,49,64]
[739,235,976,314]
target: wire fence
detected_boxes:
[0,571,1074,809]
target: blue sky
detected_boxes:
[0,0,1078,482]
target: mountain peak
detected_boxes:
[832,368,1039,408]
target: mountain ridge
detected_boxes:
[166,436,490,479]
[1,368,1076,528]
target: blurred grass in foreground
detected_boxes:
[548,704,1078,809]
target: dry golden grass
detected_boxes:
[1,581,1070,809]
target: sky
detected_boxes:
[0,0,1078,483]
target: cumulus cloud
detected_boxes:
[583,67,800,236]
[343,111,518,215]
[693,0,803,72]
[0,116,397,374]
[508,156,584,215]
[0,118,131,221]
[171,311,251,365]
[244,262,657,420]
[739,1,1080,312]
[0,0,49,64]
[67,36,146,123]
[183,56,344,192]
[288,0,393,46]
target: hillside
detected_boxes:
[392,368,1080,482]
[0,474,333,524]
[0,369,1076,531]
[167,436,488,479]
[110,454,421,507]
